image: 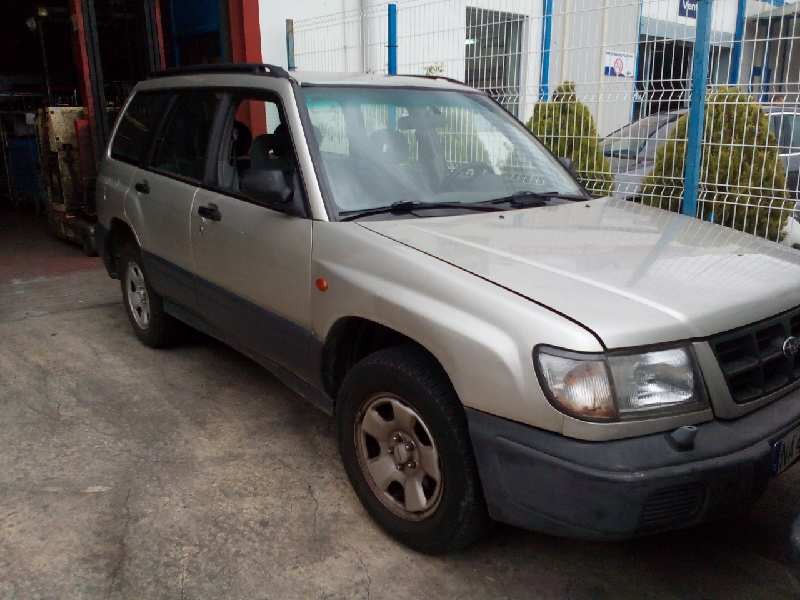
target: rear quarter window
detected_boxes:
[111,91,171,165]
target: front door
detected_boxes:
[189,91,315,381]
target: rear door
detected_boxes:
[127,89,223,311]
[100,91,170,236]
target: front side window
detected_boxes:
[111,91,170,164]
[214,93,303,209]
[151,91,221,181]
[302,86,583,216]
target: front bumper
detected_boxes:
[466,385,800,539]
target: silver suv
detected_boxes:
[95,64,800,554]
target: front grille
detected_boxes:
[638,484,705,532]
[710,307,800,404]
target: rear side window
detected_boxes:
[150,91,222,182]
[111,92,170,164]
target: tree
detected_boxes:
[526,82,612,196]
[640,87,791,241]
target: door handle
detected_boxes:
[198,203,222,221]
[134,180,150,194]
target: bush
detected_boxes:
[526,82,613,196]
[640,87,791,240]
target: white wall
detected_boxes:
[549,1,641,136]
[643,0,739,34]
[260,0,364,68]
[262,0,542,117]
[546,0,751,135]
[259,0,799,135]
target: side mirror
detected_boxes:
[603,148,630,159]
[240,169,294,210]
[559,156,577,176]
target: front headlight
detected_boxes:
[534,345,707,422]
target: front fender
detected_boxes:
[310,222,602,433]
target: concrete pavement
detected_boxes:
[1,243,800,598]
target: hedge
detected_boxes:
[526,82,613,196]
[640,87,791,241]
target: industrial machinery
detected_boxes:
[37,106,97,254]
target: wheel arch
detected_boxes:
[104,217,141,278]
[320,316,453,405]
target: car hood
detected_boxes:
[360,197,800,348]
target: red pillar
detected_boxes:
[229,0,262,63]
[70,0,96,147]
[153,0,167,69]
[228,0,266,135]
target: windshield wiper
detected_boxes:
[339,200,504,221]
[483,190,588,207]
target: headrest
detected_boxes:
[271,123,291,156]
[232,120,252,157]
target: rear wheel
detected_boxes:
[118,241,180,348]
[337,346,489,554]
[81,233,98,257]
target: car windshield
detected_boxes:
[770,113,800,155]
[602,114,676,159]
[300,86,584,216]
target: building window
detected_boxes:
[465,7,525,116]
[634,36,732,118]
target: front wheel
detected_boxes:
[337,346,489,554]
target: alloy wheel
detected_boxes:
[125,262,151,329]
[355,394,443,520]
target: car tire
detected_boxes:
[337,345,490,554]
[118,241,181,348]
[82,233,98,257]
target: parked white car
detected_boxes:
[785,205,800,248]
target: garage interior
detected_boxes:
[0,1,237,278]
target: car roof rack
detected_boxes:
[397,74,467,86]
[150,63,292,80]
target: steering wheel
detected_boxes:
[446,162,494,181]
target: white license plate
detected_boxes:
[772,424,800,475]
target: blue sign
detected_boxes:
[679,0,698,19]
